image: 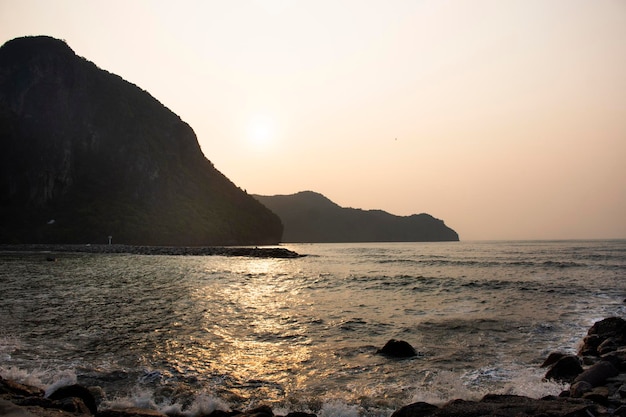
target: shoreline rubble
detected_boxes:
[0,244,304,259]
[3,318,626,416]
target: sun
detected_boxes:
[247,116,275,150]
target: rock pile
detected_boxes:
[392,316,626,417]
[4,318,626,417]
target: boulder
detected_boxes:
[378,339,418,358]
[601,349,626,371]
[598,337,622,355]
[573,361,619,388]
[545,355,584,382]
[569,381,593,398]
[390,401,439,417]
[588,317,626,338]
[246,405,273,417]
[47,384,97,415]
[541,352,566,368]
[579,334,602,356]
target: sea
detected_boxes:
[1,240,625,417]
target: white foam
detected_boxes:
[44,370,78,397]
[182,393,231,417]
[0,365,79,397]
[99,388,233,417]
[409,370,485,405]
[101,388,157,411]
[319,400,360,417]
[497,368,567,398]
[407,365,567,407]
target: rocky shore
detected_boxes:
[0,244,304,259]
[4,317,626,417]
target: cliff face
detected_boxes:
[254,191,459,242]
[0,36,283,245]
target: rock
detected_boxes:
[582,386,610,405]
[0,399,37,417]
[392,395,597,417]
[47,384,97,415]
[588,317,626,338]
[545,355,584,382]
[96,408,167,417]
[246,405,273,417]
[541,351,566,368]
[598,337,621,355]
[615,405,626,417]
[570,381,593,398]
[580,318,626,356]
[602,348,626,371]
[204,411,242,417]
[574,361,619,387]
[0,377,45,397]
[579,334,602,356]
[389,401,439,417]
[378,339,418,358]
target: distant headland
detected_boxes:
[254,191,459,242]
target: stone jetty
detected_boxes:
[0,244,304,258]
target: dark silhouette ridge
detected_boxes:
[0,36,282,245]
[253,191,459,242]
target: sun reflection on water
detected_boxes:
[154,257,313,403]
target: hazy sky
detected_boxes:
[1,0,625,240]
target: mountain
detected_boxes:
[0,36,283,245]
[253,191,459,242]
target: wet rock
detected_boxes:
[96,408,167,417]
[545,355,584,382]
[570,381,593,398]
[392,395,598,417]
[378,339,418,358]
[541,351,566,368]
[55,396,93,415]
[579,334,602,356]
[580,317,626,356]
[598,337,622,355]
[0,376,45,397]
[574,361,619,387]
[600,353,626,373]
[204,411,243,417]
[588,317,626,338]
[615,405,626,417]
[582,386,610,405]
[0,399,38,417]
[389,401,439,417]
[48,384,97,415]
[619,383,626,398]
[246,405,273,417]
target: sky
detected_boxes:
[1,0,625,240]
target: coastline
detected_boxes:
[3,317,626,417]
[0,244,304,259]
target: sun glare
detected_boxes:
[247,116,275,150]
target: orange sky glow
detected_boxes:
[1,0,625,240]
